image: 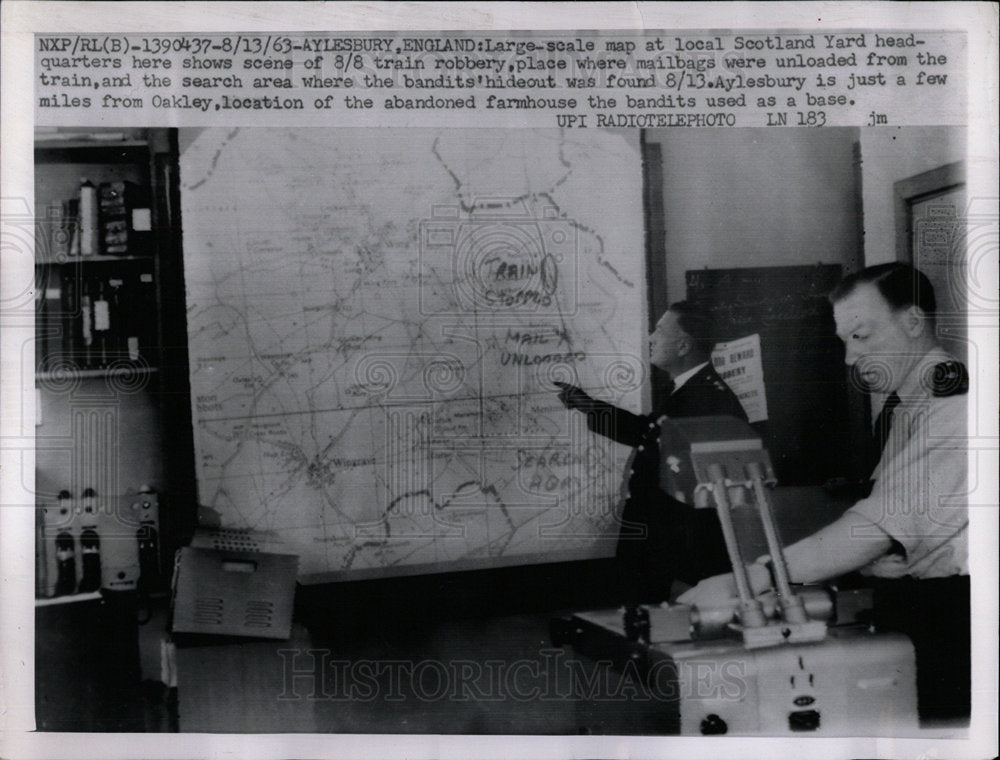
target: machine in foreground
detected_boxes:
[551,416,918,735]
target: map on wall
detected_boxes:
[180,128,646,582]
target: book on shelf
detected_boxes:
[38,261,158,373]
[59,274,77,367]
[44,199,77,260]
[43,180,152,260]
[99,181,151,256]
[35,269,64,371]
[80,180,99,256]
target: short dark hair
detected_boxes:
[668,300,715,354]
[829,263,937,320]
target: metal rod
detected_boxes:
[706,462,766,628]
[691,587,834,639]
[746,461,807,624]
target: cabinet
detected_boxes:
[35,130,163,377]
[35,592,144,732]
[34,128,196,601]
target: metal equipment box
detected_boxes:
[553,609,918,735]
[171,546,298,640]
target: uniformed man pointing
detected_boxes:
[557,301,748,603]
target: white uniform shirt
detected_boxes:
[847,347,968,578]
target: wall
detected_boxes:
[645,128,870,482]
[858,126,966,265]
[34,376,167,502]
[646,127,862,300]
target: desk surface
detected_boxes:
[167,486,965,736]
[175,624,316,733]
[174,614,588,734]
[170,608,970,737]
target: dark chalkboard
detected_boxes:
[686,265,851,485]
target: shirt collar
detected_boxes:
[895,346,956,402]
[671,361,710,393]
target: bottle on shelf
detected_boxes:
[68,198,81,257]
[54,531,77,596]
[59,275,77,367]
[76,488,102,593]
[50,199,75,260]
[79,529,102,593]
[80,281,93,368]
[79,179,99,257]
[92,278,111,368]
[40,271,63,372]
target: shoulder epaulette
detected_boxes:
[928,361,969,397]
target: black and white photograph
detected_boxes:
[1,4,997,760]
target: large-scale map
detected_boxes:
[180,129,646,582]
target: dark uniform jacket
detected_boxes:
[582,363,748,602]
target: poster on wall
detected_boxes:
[712,333,768,423]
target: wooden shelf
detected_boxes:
[35,591,103,607]
[35,141,150,164]
[36,139,148,149]
[35,589,167,607]
[35,253,154,265]
[36,366,159,381]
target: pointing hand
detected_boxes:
[554,381,598,412]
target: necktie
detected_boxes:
[870,391,901,476]
[871,391,908,559]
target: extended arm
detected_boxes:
[678,508,892,606]
[555,382,648,446]
[678,393,966,606]
[780,512,892,584]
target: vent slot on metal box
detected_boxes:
[244,600,275,628]
[193,597,224,626]
[171,545,297,639]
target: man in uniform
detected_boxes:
[680,263,970,722]
[557,301,748,603]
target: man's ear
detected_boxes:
[676,333,692,357]
[900,305,928,337]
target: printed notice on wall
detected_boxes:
[34,29,966,128]
[712,334,768,423]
